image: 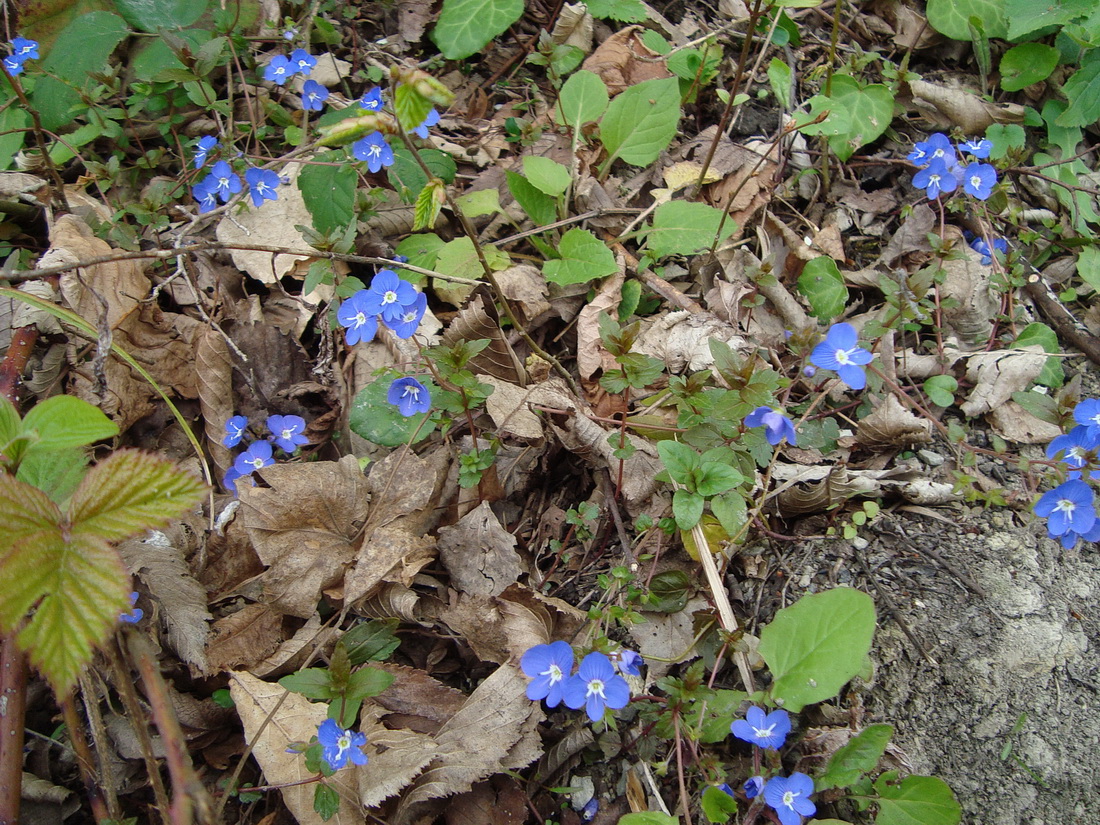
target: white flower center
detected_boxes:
[1091,414,1100,426]
[402,385,420,400]
[970,175,981,188]
[1054,498,1076,515]
[931,148,944,158]
[835,348,852,366]
[274,66,285,76]
[368,145,381,158]
[247,457,263,469]
[402,310,418,323]
[928,173,941,186]
[354,311,366,327]
[586,678,606,699]
[382,290,397,304]
[752,723,776,738]
[281,428,293,440]
[1068,447,1085,462]
[782,790,798,808]
[541,664,563,684]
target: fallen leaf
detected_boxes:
[960,348,1046,418]
[357,703,440,808]
[437,501,525,597]
[344,525,435,606]
[206,603,285,673]
[581,26,673,94]
[230,671,365,825]
[855,394,933,448]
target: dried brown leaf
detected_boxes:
[908,79,1026,134]
[576,270,625,381]
[987,400,1062,444]
[206,603,285,672]
[253,614,339,679]
[345,525,435,606]
[238,456,370,617]
[365,447,437,528]
[855,394,933,448]
[444,777,528,825]
[195,328,235,483]
[119,530,212,674]
[371,664,469,734]
[960,348,1046,418]
[442,291,526,386]
[230,671,365,825]
[580,26,672,95]
[437,501,525,597]
[357,704,439,808]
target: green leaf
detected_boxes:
[341,619,401,665]
[768,58,793,109]
[657,440,699,484]
[584,0,647,21]
[435,237,510,281]
[393,82,432,134]
[21,395,118,452]
[1015,322,1064,388]
[279,668,337,700]
[599,77,681,169]
[17,447,89,505]
[388,146,457,203]
[694,463,743,497]
[430,0,524,60]
[345,665,395,701]
[926,0,1007,41]
[395,233,445,279]
[0,396,21,449]
[701,785,739,823]
[113,0,209,31]
[645,201,734,259]
[68,450,206,542]
[555,70,609,128]
[999,43,1059,91]
[759,587,876,712]
[1011,390,1060,425]
[695,688,749,743]
[922,375,958,407]
[543,228,617,286]
[873,772,962,825]
[647,569,691,612]
[797,256,848,321]
[710,491,748,538]
[0,100,29,171]
[132,29,213,82]
[523,156,571,197]
[985,123,1026,159]
[506,171,557,227]
[413,178,445,231]
[313,783,341,821]
[1005,0,1091,40]
[35,12,131,132]
[349,375,436,447]
[1055,53,1100,127]
[298,152,357,234]
[816,723,894,790]
[455,188,501,218]
[618,812,679,825]
[0,473,129,694]
[672,489,704,529]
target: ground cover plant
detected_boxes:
[0,0,1098,823]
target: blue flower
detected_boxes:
[207,160,242,202]
[365,269,417,322]
[809,323,873,390]
[301,79,329,111]
[283,27,298,41]
[192,178,219,213]
[413,108,440,139]
[1052,517,1100,549]
[744,776,764,799]
[907,133,955,166]
[245,167,280,207]
[193,135,218,169]
[960,138,992,158]
[359,87,385,111]
[267,414,309,453]
[969,236,1007,265]
[224,415,249,448]
[386,291,427,338]
[912,157,958,200]
[731,706,791,750]
[763,773,816,825]
[1034,479,1096,538]
[119,592,143,624]
[1072,398,1100,440]
[352,132,395,174]
[562,651,631,722]
[337,290,379,345]
[744,406,797,446]
[581,799,599,821]
[1046,425,1100,479]
[2,55,23,75]
[233,439,275,476]
[290,49,316,76]
[317,718,368,771]
[520,641,575,708]
[263,55,293,85]
[961,162,996,200]
[10,38,38,61]
[612,649,642,676]
[387,376,431,417]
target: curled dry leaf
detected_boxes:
[987,400,1062,444]
[371,664,469,734]
[437,501,525,597]
[481,375,575,441]
[441,291,527,386]
[552,413,664,512]
[855,394,933,448]
[628,597,709,681]
[357,703,440,808]
[238,456,371,617]
[552,3,593,53]
[635,311,750,373]
[959,348,1046,418]
[195,327,235,483]
[119,529,211,675]
[230,671,365,825]
[579,26,672,94]
[939,247,1000,347]
[252,614,339,679]
[344,525,436,606]
[907,79,1026,134]
[206,603,285,673]
[576,269,625,381]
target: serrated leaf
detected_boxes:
[599,77,681,168]
[298,152,357,233]
[280,668,338,700]
[68,449,207,543]
[113,0,209,31]
[314,783,341,820]
[388,146,457,203]
[21,395,119,452]
[926,0,1007,40]
[798,256,849,320]
[554,70,609,128]
[873,772,962,825]
[1055,54,1100,128]
[645,200,734,258]
[999,43,1059,91]
[0,396,21,448]
[17,447,89,505]
[817,723,894,790]
[543,228,617,286]
[430,0,524,60]
[506,171,557,227]
[1005,0,1090,40]
[522,156,571,197]
[618,814,678,825]
[414,178,446,231]
[759,587,876,712]
[394,83,433,134]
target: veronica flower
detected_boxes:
[913,157,958,200]
[193,135,218,169]
[413,108,440,139]
[263,55,292,85]
[245,167,280,207]
[387,377,431,417]
[359,87,384,111]
[1034,479,1096,538]
[731,706,791,750]
[386,291,427,338]
[352,132,394,174]
[520,641,574,707]
[336,290,379,345]
[267,414,309,453]
[809,323,873,390]
[301,79,329,111]
[562,652,630,723]
[224,415,248,448]
[317,718,368,771]
[763,773,816,825]
[961,162,996,200]
[744,406,797,446]
[959,138,992,158]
